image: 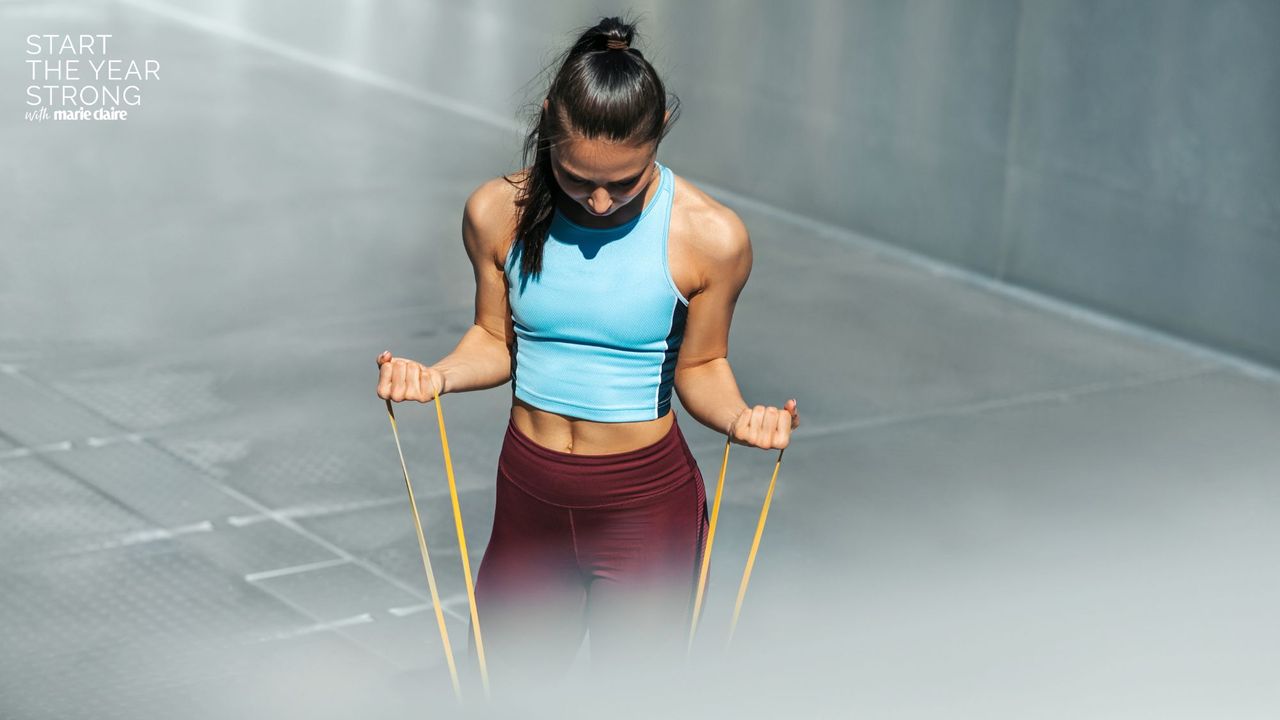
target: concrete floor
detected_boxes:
[2,1,1278,718]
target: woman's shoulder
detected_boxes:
[668,169,750,265]
[467,168,526,220]
[464,169,528,266]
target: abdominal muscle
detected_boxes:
[510,394,675,455]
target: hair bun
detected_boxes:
[592,16,634,52]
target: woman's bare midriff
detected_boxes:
[510,394,675,455]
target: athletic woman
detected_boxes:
[375,16,798,687]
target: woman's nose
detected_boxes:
[588,188,612,213]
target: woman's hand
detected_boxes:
[376,350,446,402]
[728,399,799,450]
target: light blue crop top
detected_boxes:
[504,161,690,422]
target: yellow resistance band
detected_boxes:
[688,433,731,653]
[728,447,786,646]
[384,399,461,702]
[429,385,490,699]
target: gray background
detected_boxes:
[2,1,1277,719]
[674,0,1280,370]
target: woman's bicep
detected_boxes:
[674,211,752,370]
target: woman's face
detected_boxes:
[549,135,657,218]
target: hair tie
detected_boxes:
[604,38,629,51]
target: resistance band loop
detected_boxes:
[384,399,462,702]
[688,433,731,653]
[728,447,785,646]
[430,385,491,698]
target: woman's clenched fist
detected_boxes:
[728,398,799,450]
[376,350,446,402]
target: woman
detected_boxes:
[375,16,798,687]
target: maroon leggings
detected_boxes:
[471,409,709,684]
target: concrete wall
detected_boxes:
[655,0,1280,369]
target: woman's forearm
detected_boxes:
[431,324,513,394]
[674,358,751,436]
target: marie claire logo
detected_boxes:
[25,34,160,122]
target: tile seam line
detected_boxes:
[0,429,404,669]
[684,362,1223,453]
[116,0,1280,384]
[244,590,404,669]
[995,0,1028,279]
[6,365,470,625]
[0,423,170,527]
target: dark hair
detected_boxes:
[504,14,680,281]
